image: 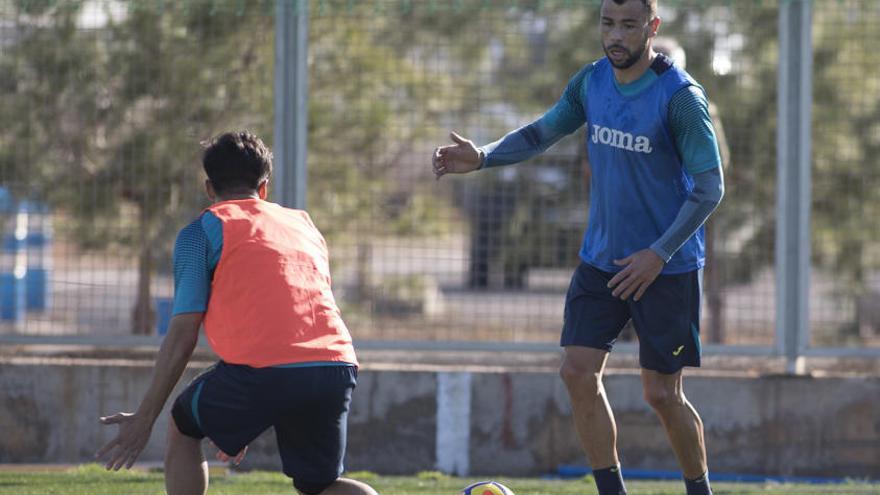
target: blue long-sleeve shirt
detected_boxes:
[479,55,723,269]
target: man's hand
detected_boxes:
[95,412,154,471]
[210,440,248,465]
[432,131,482,179]
[607,249,665,301]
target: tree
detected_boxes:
[809,0,880,342]
[305,2,492,305]
[1,0,276,334]
[1,0,461,333]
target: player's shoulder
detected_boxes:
[670,84,709,109]
[652,54,704,99]
[177,214,204,236]
[175,211,217,244]
[580,58,607,77]
[564,59,603,95]
[575,58,619,89]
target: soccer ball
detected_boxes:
[460,480,515,495]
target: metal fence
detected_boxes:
[809,0,880,350]
[0,0,878,364]
[1,0,275,338]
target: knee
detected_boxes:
[559,361,601,397]
[166,414,183,449]
[643,385,680,411]
[166,413,201,454]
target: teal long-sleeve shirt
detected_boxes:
[478,58,724,263]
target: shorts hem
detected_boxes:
[639,362,701,375]
[560,341,613,352]
[293,477,338,495]
[170,401,205,440]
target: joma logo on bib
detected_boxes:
[591,124,653,154]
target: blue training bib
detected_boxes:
[579,56,705,274]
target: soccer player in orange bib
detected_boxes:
[97,132,377,495]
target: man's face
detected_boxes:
[600,0,656,70]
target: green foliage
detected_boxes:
[308,11,455,241]
[2,0,878,336]
[1,0,275,250]
[0,0,460,327]
[0,0,275,331]
[810,0,880,290]
[665,2,782,287]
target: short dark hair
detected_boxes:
[202,131,273,195]
[607,0,658,19]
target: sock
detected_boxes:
[685,472,713,495]
[592,465,627,495]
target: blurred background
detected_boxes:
[0,0,878,361]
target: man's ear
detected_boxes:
[649,16,662,37]
[205,180,216,201]
[257,179,269,200]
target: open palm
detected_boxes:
[432,131,481,179]
[95,412,153,471]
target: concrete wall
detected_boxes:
[1,357,878,478]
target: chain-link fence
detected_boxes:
[0,0,275,335]
[809,0,880,348]
[1,0,877,355]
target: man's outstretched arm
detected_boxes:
[96,312,203,470]
[477,112,583,168]
[478,65,590,168]
[433,64,591,178]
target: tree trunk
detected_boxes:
[705,103,728,344]
[131,206,155,335]
[354,241,373,305]
[704,222,724,343]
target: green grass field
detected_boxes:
[0,465,876,495]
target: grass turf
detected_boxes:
[0,465,876,494]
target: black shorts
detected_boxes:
[561,262,703,374]
[171,362,357,494]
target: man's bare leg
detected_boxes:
[560,346,619,468]
[165,417,208,495]
[642,369,711,494]
[560,346,627,494]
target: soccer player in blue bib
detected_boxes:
[433,1,722,494]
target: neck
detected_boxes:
[612,47,656,85]
[214,192,260,202]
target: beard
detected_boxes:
[603,42,647,69]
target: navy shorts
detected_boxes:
[171,362,357,495]
[561,262,703,374]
